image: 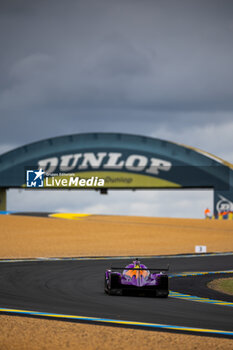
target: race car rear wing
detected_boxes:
[110,265,169,271]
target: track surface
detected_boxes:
[0,255,233,334]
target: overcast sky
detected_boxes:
[1,0,233,218]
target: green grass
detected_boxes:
[208,277,233,296]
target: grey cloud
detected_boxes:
[151,116,233,163]
[0,0,232,158]
[1,0,232,218]
[1,0,233,112]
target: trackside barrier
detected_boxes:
[211,212,233,220]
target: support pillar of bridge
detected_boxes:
[0,188,6,211]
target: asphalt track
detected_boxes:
[0,254,233,338]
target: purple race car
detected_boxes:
[104,258,169,297]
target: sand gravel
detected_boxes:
[0,315,233,350]
[0,214,232,258]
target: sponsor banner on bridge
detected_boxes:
[37,152,172,176]
[23,149,229,190]
[24,150,180,189]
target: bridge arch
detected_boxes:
[0,133,232,216]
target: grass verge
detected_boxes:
[208,277,233,296]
